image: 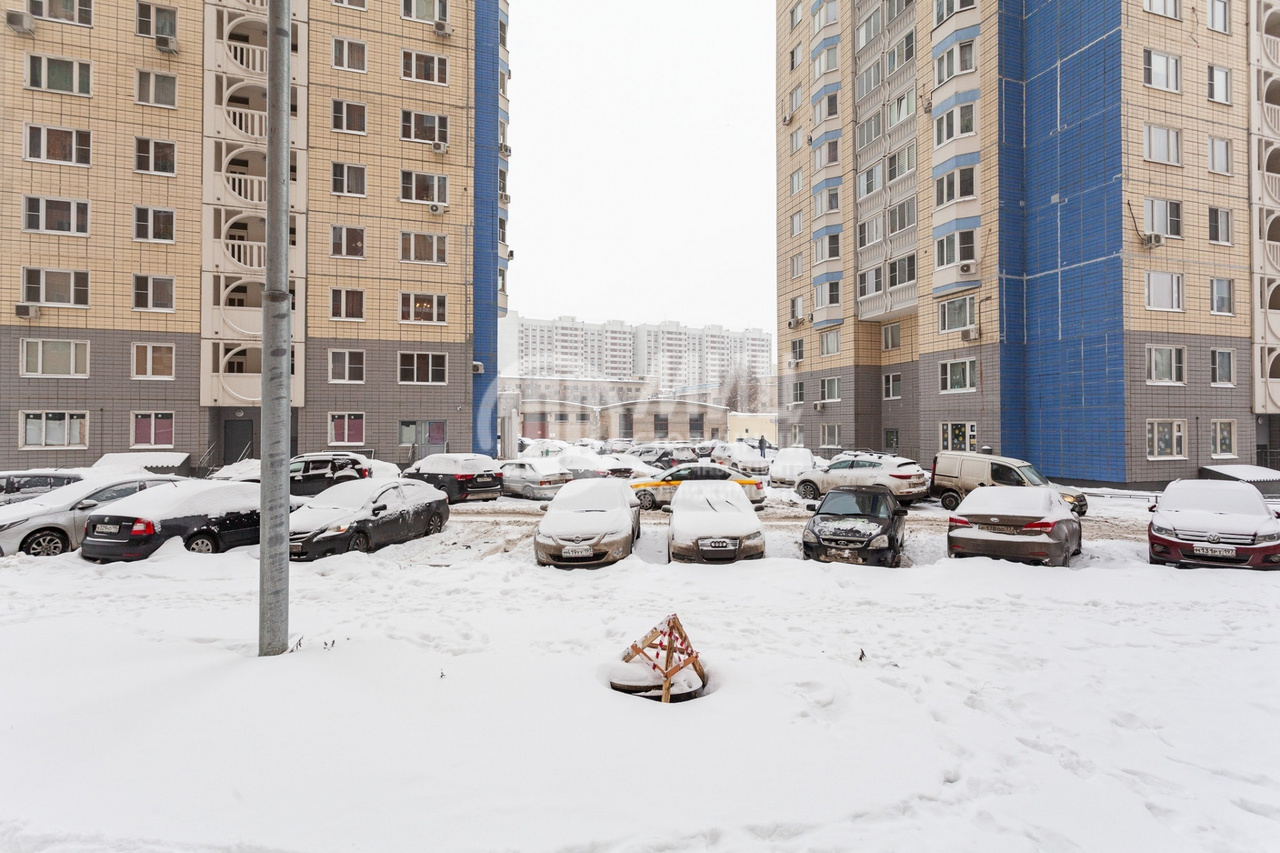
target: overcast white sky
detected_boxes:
[505,1,777,335]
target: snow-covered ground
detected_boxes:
[1,499,1279,853]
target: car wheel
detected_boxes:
[426,513,444,536]
[1059,550,1071,568]
[637,490,657,511]
[522,486,535,500]
[21,529,69,557]
[940,491,962,511]
[185,533,219,554]
[797,481,820,501]
[349,532,372,553]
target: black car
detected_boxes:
[288,452,374,497]
[801,485,907,566]
[288,478,449,560]
[402,453,502,503]
[81,480,265,561]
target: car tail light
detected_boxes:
[755,481,764,490]
[1022,521,1056,533]
[889,473,915,480]
[361,468,370,478]
[130,520,154,536]
[948,517,971,527]
[494,471,503,479]
[455,473,475,481]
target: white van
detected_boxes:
[930,450,1087,515]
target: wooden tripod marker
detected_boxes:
[619,613,707,703]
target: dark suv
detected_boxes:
[288,452,374,497]
[801,485,907,566]
[402,453,502,503]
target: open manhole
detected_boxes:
[608,613,708,703]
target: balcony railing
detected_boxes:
[225,173,267,203]
[1267,35,1280,68]
[227,42,268,75]
[1267,173,1280,204]
[224,240,267,270]
[1266,104,1280,136]
[226,106,266,139]
[856,282,918,321]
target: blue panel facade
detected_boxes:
[471,0,501,456]
[998,0,1125,482]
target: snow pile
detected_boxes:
[404,453,498,475]
[206,458,261,481]
[97,480,262,520]
[93,452,188,470]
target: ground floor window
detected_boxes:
[884,428,899,453]
[654,414,669,439]
[689,413,704,439]
[22,411,88,448]
[791,424,804,447]
[1211,419,1235,458]
[941,421,976,452]
[1147,419,1185,459]
[132,412,173,448]
[330,412,365,445]
[820,423,840,448]
[618,412,634,439]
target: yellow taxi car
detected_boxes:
[630,462,766,510]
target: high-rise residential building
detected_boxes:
[2,0,509,468]
[498,311,773,393]
[778,0,1263,484]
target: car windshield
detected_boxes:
[819,491,891,518]
[1018,465,1049,485]
[1161,485,1270,516]
[550,489,616,512]
[309,480,382,510]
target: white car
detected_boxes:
[769,448,826,487]
[665,481,765,564]
[520,439,571,459]
[0,474,183,557]
[534,479,640,568]
[709,442,772,478]
[501,458,572,499]
[598,453,661,480]
[794,452,928,503]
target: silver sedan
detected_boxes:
[0,475,183,557]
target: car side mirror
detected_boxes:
[661,505,672,513]
[1148,505,1157,512]
[539,503,550,512]
[805,502,817,512]
[894,508,908,516]
[754,504,764,512]
[371,503,387,516]
[74,499,99,511]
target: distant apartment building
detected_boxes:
[2,0,510,469]
[777,0,1265,484]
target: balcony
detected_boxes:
[497,288,508,317]
[1267,103,1280,138]
[202,342,306,407]
[212,77,303,144]
[209,210,303,274]
[226,41,267,75]
[811,304,843,326]
[857,282,918,321]
[1268,35,1280,68]
[202,274,305,342]
[1257,278,1280,342]
[1255,345,1280,413]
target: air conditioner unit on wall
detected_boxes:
[1143,232,1165,248]
[813,401,824,412]
[427,203,446,214]
[499,143,512,157]
[15,304,40,320]
[499,192,511,204]
[787,318,799,329]
[6,9,34,33]
[782,112,793,125]
[156,34,179,54]
[434,19,452,36]
[960,325,981,342]
[786,359,798,369]
[431,140,448,154]
[958,260,977,276]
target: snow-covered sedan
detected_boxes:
[709,441,772,478]
[947,486,1082,567]
[794,452,928,503]
[630,462,766,510]
[501,458,571,499]
[81,480,266,561]
[289,478,448,560]
[802,485,906,566]
[769,448,826,487]
[1148,479,1280,569]
[534,479,640,568]
[665,481,765,564]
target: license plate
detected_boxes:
[561,545,592,558]
[475,475,492,483]
[836,550,863,563]
[911,476,924,483]
[95,523,119,535]
[289,543,302,554]
[981,524,1021,535]
[1192,544,1236,557]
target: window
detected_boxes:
[1209,208,1232,244]
[935,0,976,26]
[401,231,447,264]
[136,70,176,107]
[941,421,977,452]
[791,1,804,29]
[1211,420,1235,457]
[133,207,174,242]
[1144,0,1179,17]
[938,295,976,331]
[330,287,364,319]
[887,88,915,127]
[132,343,174,379]
[23,197,89,235]
[935,104,975,146]
[403,50,448,84]
[887,32,914,73]
[27,55,91,95]
[332,38,367,72]
[135,138,175,175]
[790,254,803,278]
[1208,66,1231,103]
[790,339,805,362]
[935,40,975,86]
[813,139,840,171]
[401,292,446,323]
[856,62,882,99]
[1207,0,1229,32]
[26,125,90,165]
[858,217,883,248]
[399,352,447,384]
[403,0,446,23]
[32,0,92,24]
[1208,137,1231,174]
[857,164,882,198]
[332,100,367,133]
[136,3,176,36]
[820,329,841,356]
[935,166,976,205]
[858,268,883,297]
[884,428,900,452]
[331,163,366,196]
[132,412,174,448]
[22,339,89,378]
[888,199,916,234]
[1210,278,1234,315]
[814,233,840,263]
[820,377,840,401]
[882,322,901,350]
[1143,198,1182,237]
[940,359,977,392]
[790,381,805,405]
[790,212,803,236]
[400,171,448,205]
[813,45,838,78]
[652,414,669,439]
[1144,125,1181,164]
[1147,419,1186,459]
[790,84,804,114]
[857,113,882,149]
[791,424,805,447]
[889,254,917,288]
[817,280,841,307]
[688,413,705,440]
[883,373,902,400]
[21,412,87,449]
[789,45,801,71]
[1146,345,1186,384]
[325,413,364,446]
[815,186,840,216]
[855,9,881,50]
[133,275,173,311]
[1211,349,1235,385]
[935,230,976,268]
[1143,49,1180,92]
[23,268,88,306]
[790,296,804,319]
[887,0,913,20]
[331,226,365,258]
[888,142,915,182]
[330,350,365,383]
[1146,271,1183,311]
[498,217,508,243]
[790,128,803,154]
[790,169,803,195]
[820,424,840,448]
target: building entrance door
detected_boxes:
[223,420,254,465]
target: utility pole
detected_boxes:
[259,0,292,656]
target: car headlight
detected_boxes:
[534,533,556,546]
[316,522,351,540]
[1151,524,1174,537]
[1061,494,1077,504]
[802,527,818,543]
[0,519,28,533]
[869,535,889,549]
[1257,531,1280,543]
[743,532,764,544]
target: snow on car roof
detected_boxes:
[93,452,189,469]
[670,480,752,510]
[956,486,1057,516]
[406,453,497,474]
[548,479,631,511]
[1200,465,1280,482]
[94,480,262,519]
[208,459,261,480]
[0,474,178,519]
[1161,479,1270,514]
[515,458,569,474]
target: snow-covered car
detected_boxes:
[500,458,572,499]
[598,453,661,480]
[0,469,85,507]
[603,438,634,454]
[1148,479,1280,568]
[630,462,766,510]
[534,479,641,568]
[710,442,772,478]
[520,439,571,459]
[627,445,698,470]
[802,486,907,566]
[288,452,375,497]
[289,478,449,560]
[947,486,1082,567]
[665,481,765,564]
[207,458,262,482]
[81,480,267,561]
[769,448,826,487]
[555,451,628,480]
[795,452,928,503]
[0,475,184,557]
[402,453,502,503]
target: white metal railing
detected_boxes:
[237,0,267,8]
[225,240,267,269]
[1266,104,1280,136]
[225,105,266,138]
[227,42,268,74]
[1268,173,1280,204]
[226,173,267,203]
[1267,35,1280,68]
[1269,241,1280,270]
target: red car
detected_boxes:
[1148,479,1280,569]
